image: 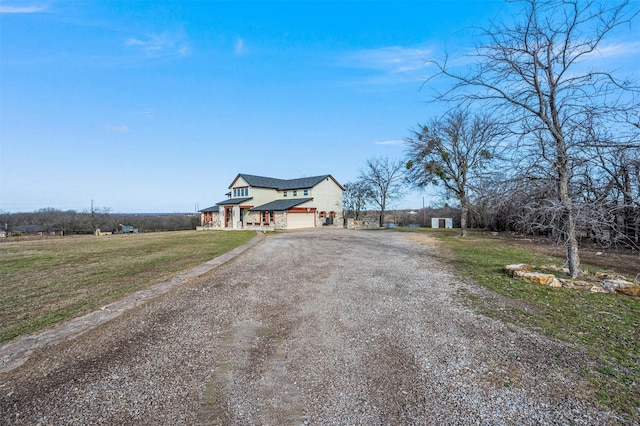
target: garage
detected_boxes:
[286,211,315,229]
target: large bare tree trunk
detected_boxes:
[557,144,581,278]
[460,201,468,237]
[565,211,581,278]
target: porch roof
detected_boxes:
[198,205,219,213]
[250,198,313,212]
[216,197,253,206]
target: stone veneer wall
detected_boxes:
[198,212,222,229]
[346,217,379,229]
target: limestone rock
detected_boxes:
[590,285,607,293]
[547,278,562,288]
[518,272,556,286]
[602,279,640,297]
[505,264,531,276]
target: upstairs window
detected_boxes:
[303,189,309,196]
[293,190,298,197]
[233,187,248,197]
[283,191,288,197]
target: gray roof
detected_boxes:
[250,198,314,212]
[11,224,47,232]
[216,197,253,206]
[199,205,219,213]
[235,174,333,190]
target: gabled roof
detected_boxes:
[231,174,343,191]
[250,198,314,212]
[216,197,253,206]
[199,205,220,213]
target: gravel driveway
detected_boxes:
[1,230,613,424]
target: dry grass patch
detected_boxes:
[0,231,255,342]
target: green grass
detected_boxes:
[402,228,639,421]
[0,231,256,342]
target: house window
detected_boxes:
[319,211,326,219]
[329,211,336,218]
[293,190,298,197]
[261,211,274,225]
[283,191,288,197]
[233,187,248,197]
[303,189,309,196]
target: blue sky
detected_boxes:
[1,1,638,213]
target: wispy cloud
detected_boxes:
[337,45,434,86]
[234,38,246,56]
[342,46,433,74]
[125,31,190,59]
[0,4,46,14]
[373,139,406,146]
[105,125,130,133]
[589,40,640,60]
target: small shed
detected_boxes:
[431,218,453,229]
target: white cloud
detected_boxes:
[105,125,130,133]
[125,31,190,59]
[373,139,406,146]
[0,5,46,13]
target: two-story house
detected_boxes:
[199,173,344,230]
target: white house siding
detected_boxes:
[311,178,343,224]
[247,187,277,207]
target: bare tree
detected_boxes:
[359,157,406,227]
[405,109,504,236]
[429,0,639,277]
[342,180,371,220]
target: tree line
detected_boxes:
[0,208,200,235]
[343,0,639,278]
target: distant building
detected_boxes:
[94,227,114,236]
[431,218,453,229]
[9,225,64,237]
[119,224,139,233]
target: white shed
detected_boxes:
[431,218,453,229]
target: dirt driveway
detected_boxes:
[1,230,612,424]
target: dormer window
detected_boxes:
[233,187,248,197]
